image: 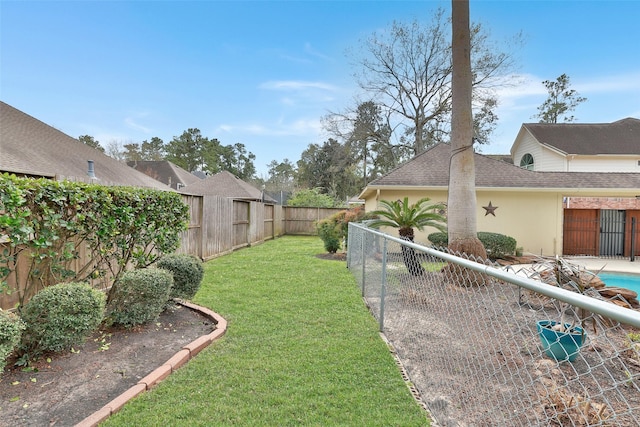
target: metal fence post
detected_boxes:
[361,230,366,296]
[631,217,636,262]
[346,223,353,269]
[379,238,388,332]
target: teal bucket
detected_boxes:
[537,320,586,362]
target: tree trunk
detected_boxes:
[447,0,487,285]
[399,228,425,276]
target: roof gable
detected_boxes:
[522,118,640,155]
[183,170,275,202]
[127,160,202,189]
[370,143,538,187]
[0,101,171,190]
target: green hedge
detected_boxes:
[157,253,204,300]
[0,309,25,371]
[0,173,189,306]
[105,268,174,328]
[19,282,105,356]
[427,231,517,259]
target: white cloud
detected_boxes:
[576,72,640,94]
[304,42,333,62]
[259,80,338,92]
[274,43,333,64]
[124,117,151,133]
[494,74,546,102]
[493,72,640,109]
[278,53,312,64]
[215,118,321,138]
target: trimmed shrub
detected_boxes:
[19,282,105,355]
[1,309,25,371]
[316,206,375,253]
[427,232,449,248]
[157,254,204,300]
[477,232,517,259]
[428,232,517,259]
[316,219,342,253]
[105,268,173,328]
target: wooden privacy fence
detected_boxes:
[176,195,343,260]
[1,196,343,308]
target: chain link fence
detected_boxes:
[347,223,640,426]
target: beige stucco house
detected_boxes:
[358,142,640,257]
[511,118,640,172]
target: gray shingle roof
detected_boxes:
[127,160,202,189]
[0,101,171,190]
[183,170,276,202]
[523,118,640,155]
[367,143,640,190]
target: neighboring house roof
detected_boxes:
[0,101,171,190]
[484,154,513,164]
[519,118,640,156]
[183,170,276,202]
[360,143,640,198]
[127,160,202,190]
[191,170,208,179]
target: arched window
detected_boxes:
[520,153,534,170]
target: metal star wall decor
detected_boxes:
[483,201,498,216]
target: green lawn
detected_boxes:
[104,236,429,426]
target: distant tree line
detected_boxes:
[78,129,256,181]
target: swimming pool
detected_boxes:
[598,272,640,295]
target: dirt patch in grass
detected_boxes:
[315,252,347,261]
[0,303,215,427]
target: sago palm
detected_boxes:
[368,197,447,275]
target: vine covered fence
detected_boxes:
[347,222,640,426]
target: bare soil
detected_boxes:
[315,252,347,261]
[0,303,215,427]
[375,269,640,427]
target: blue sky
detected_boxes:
[2,0,639,177]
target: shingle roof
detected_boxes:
[183,170,276,202]
[484,154,513,164]
[522,118,640,155]
[366,142,640,190]
[127,160,202,189]
[0,101,171,190]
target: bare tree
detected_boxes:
[351,8,521,156]
[448,0,487,280]
[105,140,127,162]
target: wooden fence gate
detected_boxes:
[563,209,640,259]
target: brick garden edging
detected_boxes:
[75,301,227,427]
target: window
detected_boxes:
[520,153,534,170]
